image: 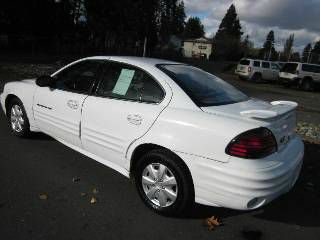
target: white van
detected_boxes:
[279,62,320,91]
[235,59,280,82]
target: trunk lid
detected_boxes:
[201,99,297,152]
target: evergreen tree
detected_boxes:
[302,43,312,63]
[214,4,243,60]
[241,35,254,57]
[260,30,277,60]
[311,40,320,64]
[283,34,294,61]
[183,17,204,39]
[158,0,186,43]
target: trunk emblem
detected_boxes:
[280,135,290,144]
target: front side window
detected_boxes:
[53,60,102,94]
[262,62,270,68]
[158,64,248,107]
[96,63,164,104]
[271,63,279,70]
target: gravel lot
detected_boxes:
[0,60,319,240]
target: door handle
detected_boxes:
[127,114,142,125]
[67,100,79,110]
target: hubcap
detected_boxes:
[142,163,178,207]
[10,105,24,133]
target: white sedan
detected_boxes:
[0,56,304,216]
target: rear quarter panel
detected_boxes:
[127,106,258,166]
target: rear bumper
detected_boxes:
[181,135,304,210]
[235,70,251,79]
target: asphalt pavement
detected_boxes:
[1,99,320,240]
[1,62,320,240]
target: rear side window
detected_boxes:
[253,61,260,67]
[240,60,250,65]
[97,62,164,103]
[301,64,320,73]
[281,63,298,73]
[302,64,314,73]
[262,62,270,69]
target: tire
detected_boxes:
[251,73,262,82]
[301,78,314,91]
[134,149,194,216]
[7,98,31,137]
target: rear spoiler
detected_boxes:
[240,101,298,119]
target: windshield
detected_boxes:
[281,63,298,73]
[158,64,249,107]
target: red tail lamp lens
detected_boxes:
[226,128,277,159]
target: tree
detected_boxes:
[183,17,204,39]
[241,35,254,57]
[283,34,294,61]
[260,30,277,60]
[291,52,301,62]
[214,4,243,60]
[302,43,312,63]
[311,40,320,64]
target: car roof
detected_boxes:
[240,58,276,62]
[83,56,181,68]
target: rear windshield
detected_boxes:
[281,63,298,73]
[158,64,249,107]
[239,59,250,65]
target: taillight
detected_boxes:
[225,128,277,159]
[248,66,252,72]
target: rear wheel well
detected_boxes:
[129,144,193,182]
[130,144,165,176]
[5,94,19,116]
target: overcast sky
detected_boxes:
[184,0,320,52]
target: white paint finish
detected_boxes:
[0,56,305,211]
[0,79,38,128]
[174,135,303,209]
[235,58,280,81]
[33,87,88,148]
[81,96,170,169]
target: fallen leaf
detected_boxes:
[204,216,221,231]
[90,197,97,204]
[39,193,48,200]
[72,177,80,183]
[92,188,99,194]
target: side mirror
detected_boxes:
[36,75,55,87]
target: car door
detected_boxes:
[81,61,171,169]
[261,62,272,80]
[271,63,280,81]
[33,60,103,148]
